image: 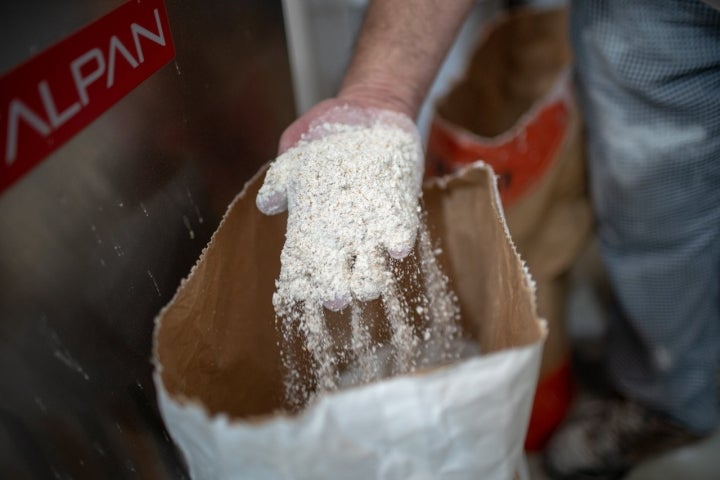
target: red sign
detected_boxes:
[0,0,175,194]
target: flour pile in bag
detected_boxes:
[271,122,467,408]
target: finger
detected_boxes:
[323,294,351,312]
[274,245,312,312]
[350,248,388,301]
[256,158,289,215]
[316,247,352,311]
[385,222,417,260]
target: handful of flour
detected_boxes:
[257,107,464,407]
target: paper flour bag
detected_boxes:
[153,162,546,479]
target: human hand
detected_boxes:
[256,102,424,311]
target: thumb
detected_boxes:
[256,157,289,215]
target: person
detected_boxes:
[258,1,720,478]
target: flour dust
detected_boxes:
[269,119,473,410]
[276,222,469,410]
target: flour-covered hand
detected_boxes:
[256,105,424,311]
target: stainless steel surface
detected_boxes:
[0,1,295,477]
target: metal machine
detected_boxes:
[0,1,295,477]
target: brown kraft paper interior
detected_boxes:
[154,165,543,420]
[438,8,571,138]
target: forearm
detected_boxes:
[338,0,475,119]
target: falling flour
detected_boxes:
[268,119,468,409]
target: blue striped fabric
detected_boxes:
[570,0,720,433]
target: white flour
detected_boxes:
[269,120,466,408]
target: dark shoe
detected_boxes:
[542,395,703,480]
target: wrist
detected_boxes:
[337,82,420,120]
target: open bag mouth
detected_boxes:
[151,159,546,479]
